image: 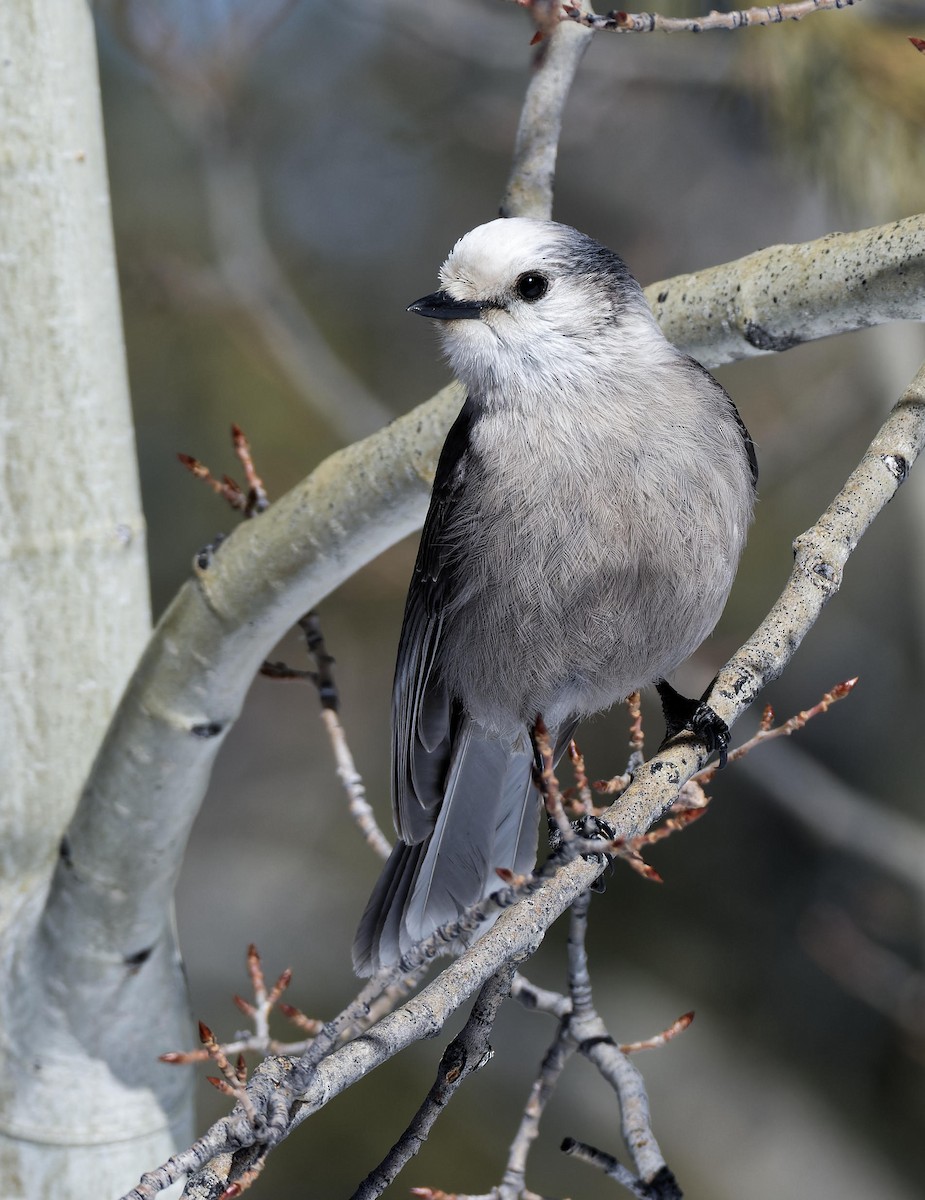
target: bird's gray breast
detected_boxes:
[434,391,750,740]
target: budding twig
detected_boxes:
[262,610,392,860]
[560,0,860,34]
[159,945,319,1070]
[694,677,857,786]
[619,1012,694,1055]
[178,424,268,518]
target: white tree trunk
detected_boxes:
[0,3,191,1195]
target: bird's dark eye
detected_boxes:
[515,272,549,302]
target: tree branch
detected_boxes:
[350,967,514,1200]
[500,1,594,219]
[562,0,860,34]
[645,215,925,366]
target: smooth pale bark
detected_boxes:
[0,3,191,1196]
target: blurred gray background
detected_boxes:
[93,1,925,1196]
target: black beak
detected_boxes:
[407,290,486,321]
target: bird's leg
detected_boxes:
[655,678,730,768]
[530,721,615,870]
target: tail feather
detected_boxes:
[491,752,540,878]
[352,840,422,976]
[353,717,576,976]
[402,721,512,953]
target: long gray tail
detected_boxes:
[352,721,540,976]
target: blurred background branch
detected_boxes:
[107,0,391,443]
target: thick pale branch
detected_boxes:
[645,215,925,366]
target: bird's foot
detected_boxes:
[574,814,615,890]
[655,679,730,768]
[547,813,615,890]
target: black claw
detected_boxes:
[656,679,729,767]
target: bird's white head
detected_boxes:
[409,217,669,404]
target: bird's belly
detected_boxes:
[440,529,735,738]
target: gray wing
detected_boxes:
[684,356,758,489]
[354,396,577,975]
[390,396,478,843]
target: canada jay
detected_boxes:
[353,217,756,975]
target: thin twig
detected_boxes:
[319,708,392,861]
[263,612,393,861]
[351,967,514,1200]
[619,1013,694,1055]
[576,1038,677,1193]
[533,717,576,849]
[694,676,856,786]
[566,892,593,1018]
[561,1138,679,1199]
[561,0,859,33]
[159,946,319,1067]
[231,423,269,516]
[499,1022,574,1198]
[297,613,392,856]
[178,425,267,518]
[500,0,593,218]
[510,973,572,1020]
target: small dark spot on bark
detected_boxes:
[578,1034,616,1053]
[744,321,801,352]
[196,533,227,570]
[657,290,669,304]
[646,1165,684,1200]
[191,721,224,738]
[813,560,836,581]
[125,946,153,967]
[59,836,73,868]
[651,761,665,773]
[882,453,908,484]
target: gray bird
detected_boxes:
[353,217,756,976]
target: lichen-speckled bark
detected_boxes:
[646,216,925,364]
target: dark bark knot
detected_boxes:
[805,558,840,598]
[743,320,801,353]
[881,453,908,485]
[191,721,225,738]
